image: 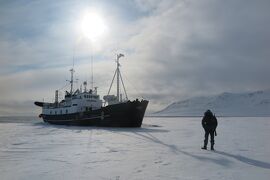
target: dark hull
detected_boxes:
[41,100,148,127]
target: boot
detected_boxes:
[201,139,208,150]
[211,144,214,151]
[201,146,207,150]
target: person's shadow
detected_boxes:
[213,150,270,169]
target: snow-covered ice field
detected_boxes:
[0,117,270,180]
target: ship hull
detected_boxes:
[41,100,148,127]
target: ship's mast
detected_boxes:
[69,68,74,94]
[116,54,124,101]
[106,53,128,103]
[116,55,120,101]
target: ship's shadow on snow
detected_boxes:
[31,122,167,133]
[110,129,270,169]
[119,130,234,167]
[31,122,270,169]
[133,132,270,169]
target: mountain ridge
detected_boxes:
[154,90,270,116]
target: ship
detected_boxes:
[34,54,148,127]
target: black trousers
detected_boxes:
[204,130,215,146]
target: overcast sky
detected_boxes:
[0,0,270,115]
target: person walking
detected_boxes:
[201,110,218,150]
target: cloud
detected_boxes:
[0,100,38,116]
[120,0,270,105]
[0,0,269,115]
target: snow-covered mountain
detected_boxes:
[155,90,270,116]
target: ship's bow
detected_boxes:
[101,99,149,127]
[130,100,148,127]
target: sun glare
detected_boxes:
[80,11,107,41]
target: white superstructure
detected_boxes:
[41,54,128,115]
[42,88,102,115]
[42,67,102,115]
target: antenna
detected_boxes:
[91,55,94,90]
[72,44,76,70]
[72,56,74,69]
[68,44,76,95]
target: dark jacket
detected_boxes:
[202,111,218,131]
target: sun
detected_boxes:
[80,11,107,41]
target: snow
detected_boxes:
[155,90,270,116]
[0,117,270,180]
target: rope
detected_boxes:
[121,72,144,99]
[58,82,70,91]
[119,71,128,100]
[107,69,117,96]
